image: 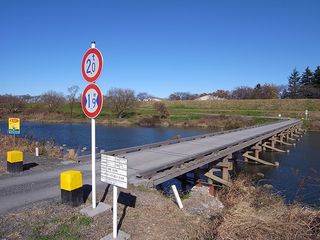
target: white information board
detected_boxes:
[101,154,128,189]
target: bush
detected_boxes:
[153,102,170,119]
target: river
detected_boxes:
[0,121,319,206]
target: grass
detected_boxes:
[0,135,62,158]
[2,99,320,130]
[29,216,91,240]
[201,175,320,240]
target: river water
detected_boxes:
[0,122,319,206]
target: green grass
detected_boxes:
[28,215,91,240]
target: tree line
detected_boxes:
[285,66,320,99]
[0,66,319,119]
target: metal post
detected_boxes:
[113,185,118,239]
[91,118,96,209]
[91,41,96,209]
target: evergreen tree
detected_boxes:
[287,68,301,99]
[313,66,320,87]
[300,67,314,86]
[300,67,314,98]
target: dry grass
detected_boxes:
[184,115,255,130]
[142,99,320,112]
[0,135,62,158]
[203,175,320,240]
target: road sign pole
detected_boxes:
[113,185,118,239]
[91,41,96,209]
[91,118,96,209]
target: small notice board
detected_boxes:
[101,154,128,189]
[8,118,20,134]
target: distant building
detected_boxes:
[195,94,224,101]
[142,97,163,102]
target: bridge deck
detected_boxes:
[114,119,300,186]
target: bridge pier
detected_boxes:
[242,141,279,166]
[205,155,233,187]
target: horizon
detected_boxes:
[1,0,319,98]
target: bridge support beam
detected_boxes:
[204,155,233,187]
[243,150,279,166]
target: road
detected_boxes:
[0,119,300,213]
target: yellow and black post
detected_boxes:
[7,151,23,173]
[60,170,83,207]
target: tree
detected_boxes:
[300,67,314,98]
[259,84,279,99]
[287,68,301,99]
[252,84,262,99]
[41,91,65,112]
[212,90,230,99]
[107,88,136,118]
[153,102,170,119]
[168,92,193,100]
[67,85,79,117]
[231,86,254,99]
[313,66,320,87]
[0,95,26,114]
[137,92,152,101]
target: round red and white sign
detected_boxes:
[81,48,103,83]
[81,84,103,118]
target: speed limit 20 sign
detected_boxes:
[81,84,103,119]
[81,48,103,83]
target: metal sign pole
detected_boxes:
[91,41,97,209]
[113,185,118,239]
[92,118,96,209]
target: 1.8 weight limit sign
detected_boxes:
[81,48,103,83]
[81,84,103,118]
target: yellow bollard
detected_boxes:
[7,151,23,173]
[60,170,83,207]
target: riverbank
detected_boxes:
[0,175,319,240]
[1,99,319,130]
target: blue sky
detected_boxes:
[1,0,319,98]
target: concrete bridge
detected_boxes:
[0,119,303,213]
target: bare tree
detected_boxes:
[0,95,26,114]
[231,87,254,99]
[67,85,79,117]
[107,88,136,118]
[137,92,153,101]
[169,92,193,100]
[41,91,65,112]
[153,102,170,119]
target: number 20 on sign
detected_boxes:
[81,48,103,83]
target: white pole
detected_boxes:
[91,41,96,209]
[35,147,39,157]
[171,185,183,209]
[91,118,96,209]
[113,185,118,239]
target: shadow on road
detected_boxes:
[83,184,92,203]
[23,162,38,171]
